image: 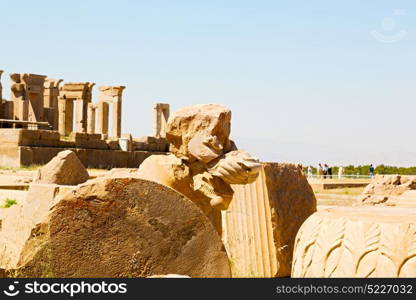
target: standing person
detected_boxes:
[338,166,344,179]
[317,163,323,179]
[327,165,333,178]
[369,164,375,178]
[307,166,312,178]
[323,164,329,179]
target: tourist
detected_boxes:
[323,164,329,179]
[307,166,312,178]
[369,164,375,178]
[327,165,333,178]
[338,166,344,179]
[317,163,323,178]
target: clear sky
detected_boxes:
[1,1,415,166]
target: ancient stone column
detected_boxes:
[99,86,125,138]
[44,79,63,130]
[112,98,122,138]
[96,100,109,135]
[75,99,86,133]
[222,163,317,277]
[10,73,28,121]
[59,82,91,134]
[58,97,74,136]
[86,83,95,102]
[9,73,47,126]
[153,103,170,138]
[87,103,96,134]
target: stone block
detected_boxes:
[134,136,157,144]
[107,140,120,150]
[0,130,22,145]
[133,141,147,151]
[0,146,21,168]
[2,178,231,277]
[57,140,76,148]
[358,175,416,207]
[33,150,89,185]
[222,163,317,277]
[292,206,416,278]
[39,130,60,141]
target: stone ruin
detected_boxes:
[357,175,416,207]
[0,102,320,278]
[291,174,416,278]
[139,104,264,234]
[0,70,170,169]
[1,78,414,278]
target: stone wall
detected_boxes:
[0,146,164,168]
[0,129,168,168]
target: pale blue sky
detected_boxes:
[1,1,415,166]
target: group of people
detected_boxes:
[306,164,334,179]
[306,164,376,179]
[316,163,333,179]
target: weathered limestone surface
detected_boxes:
[2,177,230,278]
[292,206,416,278]
[1,100,13,120]
[134,136,169,152]
[96,100,109,136]
[44,79,63,130]
[357,175,416,206]
[147,274,190,278]
[222,163,317,277]
[33,150,89,185]
[0,145,164,169]
[87,103,96,134]
[58,97,74,136]
[0,183,72,271]
[10,73,47,123]
[139,104,261,234]
[166,104,233,160]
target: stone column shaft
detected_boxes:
[112,99,122,138]
[153,103,170,138]
[87,103,96,134]
[58,98,74,136]
[96,101,109,135]
[75,99,88,133]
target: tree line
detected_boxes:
[306,165,416,175]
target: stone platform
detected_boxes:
[0,146,165,169]
[0,129,168,168]
[309,182,369,190]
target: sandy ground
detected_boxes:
[313,184,367,209]
[0,170,34,186]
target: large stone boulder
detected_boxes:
[166,104,233,160]
[33,150,89,185]
[1,177,230,278]
[292,206,416,278]
[357,175,416,206]
[222,163,317,277]
[0,183,72,270]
